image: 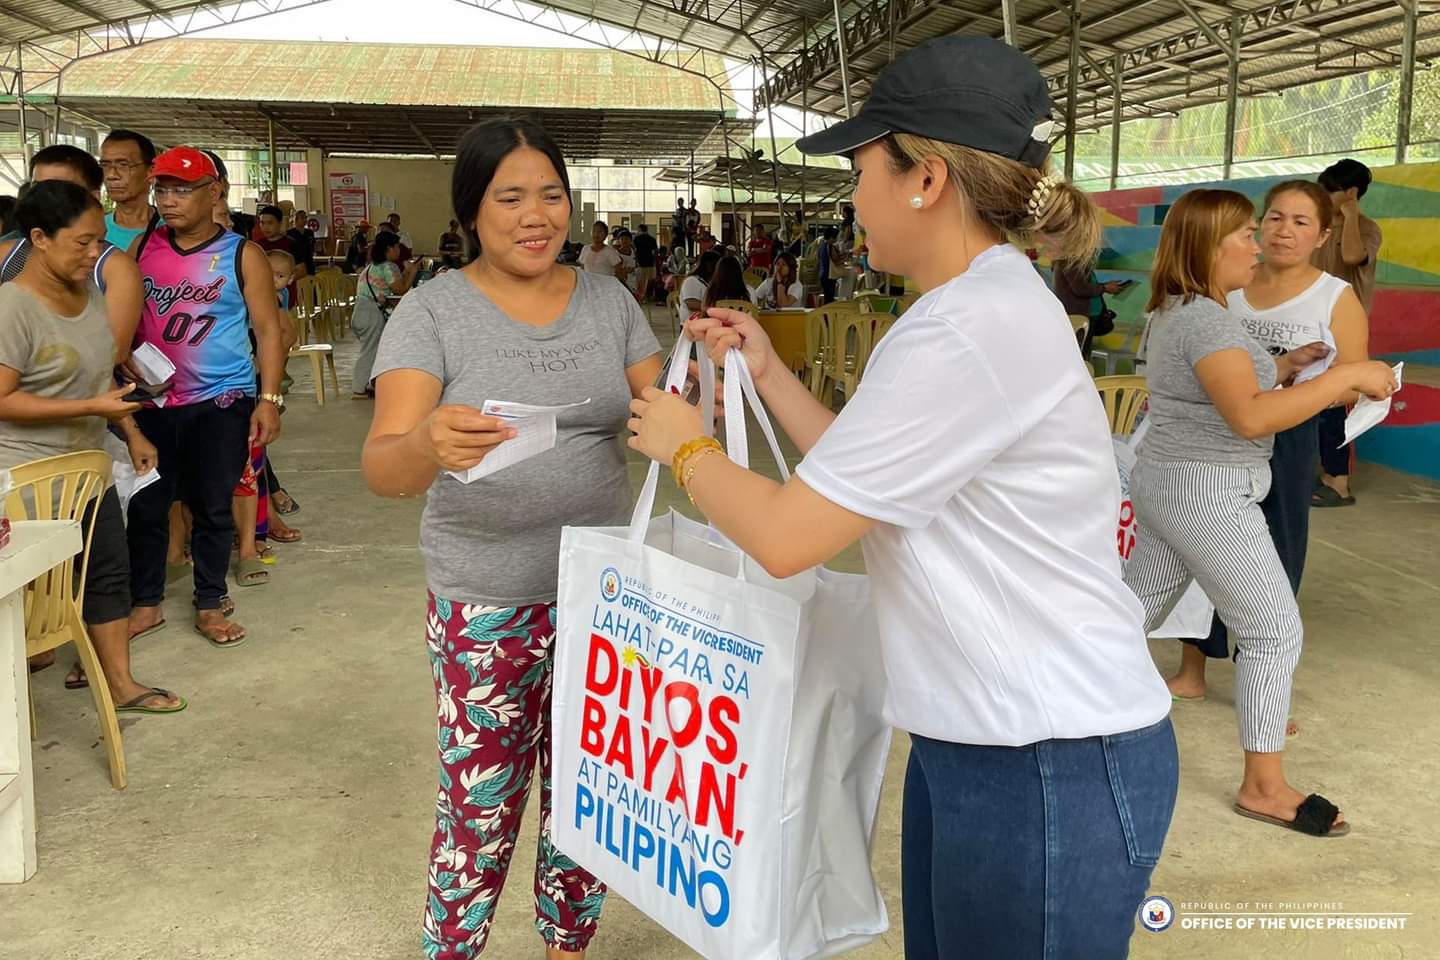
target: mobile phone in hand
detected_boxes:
[121,381,174,404]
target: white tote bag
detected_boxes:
[552,334,892,960]
[1114,420,1215,638]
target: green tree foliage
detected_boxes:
[1069,70,1415,168]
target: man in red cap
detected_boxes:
[124,146,287,649]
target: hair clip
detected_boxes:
[1026,174,1062,217]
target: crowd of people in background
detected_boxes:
[1,132,316,713]
[0,130,569,713]
[0,117,521,726]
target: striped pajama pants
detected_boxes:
[1123,459,1302,753]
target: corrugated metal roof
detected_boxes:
[761,0,1439,136]
[59,39,721,111]
[46,38,752,160]
[54,95,746,160]
[3,1,1433,157]
[0,0,828,58]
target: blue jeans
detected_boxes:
[902,717,1179,959]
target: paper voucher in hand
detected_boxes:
[1342,362,1403,447]
[128,342,177,408]
[446,398,591,484]
[112,462,162,515]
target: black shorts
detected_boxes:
[80,487,132,624]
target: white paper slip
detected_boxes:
[129,342,176,382]
[1342,362,1403,446]
[128,342,177,408]
[482,398,591,419]
[1291,331,1337,386]
[445,398,591,484]
[112,463,162,517]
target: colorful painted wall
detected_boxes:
[1086,162,1440,482]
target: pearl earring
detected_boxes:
[910,196,924,209]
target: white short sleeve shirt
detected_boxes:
[679,274,707,310]
[578,243,623,276]
[755,278,805,308]
[796,244,1171,746]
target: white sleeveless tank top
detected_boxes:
[1228,272,1350,379]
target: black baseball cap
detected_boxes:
[796,35,1054,168]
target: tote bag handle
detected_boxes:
[626,333,790,543]
[627,331,712,542]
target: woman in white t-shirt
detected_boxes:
[1170,181,1369,701]
[576,219,624,280]
[679,249,720,316]
[755,252,804,308]
[627,37,1177,958]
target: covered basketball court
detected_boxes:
[3,0,1437,212]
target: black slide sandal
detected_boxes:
[1234,794,1350,837]
[1312,485,1355,508]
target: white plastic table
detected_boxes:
[0,519,81,883]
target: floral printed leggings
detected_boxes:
[423,595,605,958]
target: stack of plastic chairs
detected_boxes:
[286,272,340,405]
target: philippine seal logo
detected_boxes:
[600,567,622,602]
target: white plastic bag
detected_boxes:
[552,334,891,960]
[1114,421,1215,638]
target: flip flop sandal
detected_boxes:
[65,663,88,690]
[27,652,56,674]
[130,619,168,642]
[273,490,300,516]
[194,622,247,649]
[1171,693,1205,702]
[234,557,270,587]
[193,596,236,617]
[267,527,304,544]
[1311,485,1356,508]
[1234,794,1350,837]
[116,687,188,715]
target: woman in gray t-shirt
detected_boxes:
[1124,188,1394,839]
[0,180,184,716]
[361,120,660,959]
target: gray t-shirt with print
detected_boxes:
[1139,295,1277,467]
[372,268,660,606]
[0,283,114,471]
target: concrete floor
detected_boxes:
[3,308,1438,960]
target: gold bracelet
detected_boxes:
[672,436,723,485]
[681,447,724,505]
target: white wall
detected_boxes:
[307,152,455,254]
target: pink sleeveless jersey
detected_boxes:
[135,225,256,406]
